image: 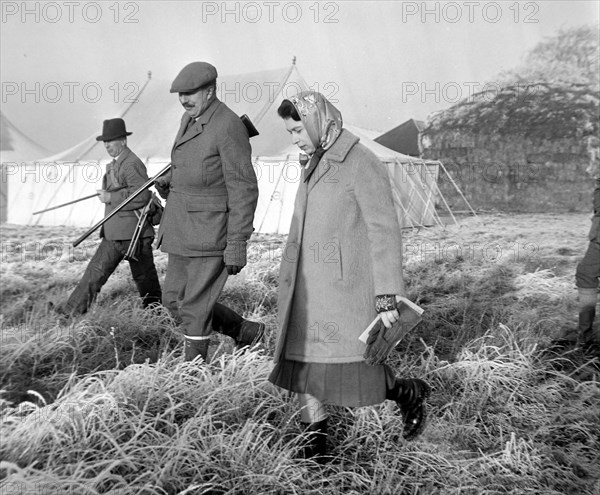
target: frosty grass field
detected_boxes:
[1,213,599,494]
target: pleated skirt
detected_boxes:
[268,359,397,407]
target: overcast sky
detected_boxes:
[1,0,598,152]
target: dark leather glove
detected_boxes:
[364,299,423,366]
[226,265,242,275]
[224,241,247,271]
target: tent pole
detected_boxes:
[421,161,446,227]
[437,160,478,219]
[395,159,444,228]
[389,179,416,229]
[431,174,457,226]
[275,159,290,233]
[294,64,311,91]
[258,157,287,233]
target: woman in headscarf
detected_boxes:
[269,91,431,461]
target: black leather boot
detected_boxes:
[300,418,328,463]
[388,378,431,440]
[183,338,209,362]
[235,320,266,349]
[212,304,265,349]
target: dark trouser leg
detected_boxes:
[63,239,123,315]
[162,254,185,324]
[163,255,242,331]
[127,237,162,308]
[163,255,209,361]
[577,288,598,345]
[164,255,228,362]
[575,241,600,345]
[162,255,263,352]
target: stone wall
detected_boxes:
[421,132,596,213]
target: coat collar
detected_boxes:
[113,146,131,167]
[323,129,359,162]
[174,98,221,147]
[306,129,359,193]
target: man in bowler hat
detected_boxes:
[154,61,264,362]
[56,118,162,315]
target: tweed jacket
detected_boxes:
[157,98,258,261]
[101,147,153,241]
[274,129,406,365]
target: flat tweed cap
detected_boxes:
[170,62,218,93]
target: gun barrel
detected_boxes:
[72,163,171,247]
[33,193,99,215]
[71,113,258,248]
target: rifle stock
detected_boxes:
[72,163,171,247]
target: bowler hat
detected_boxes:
[170,62,218,93]
[96,118,132,142]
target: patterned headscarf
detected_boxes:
[289,91,343,151]
[289,91,343,182]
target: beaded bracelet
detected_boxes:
[375,294,396,313]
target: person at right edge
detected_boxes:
[268,91,431,462]
[154,61,264,362]
[552,136,600,357]
[562,139,600,354]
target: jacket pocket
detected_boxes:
[185,197,228,251]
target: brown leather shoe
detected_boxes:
[235,320,265,349]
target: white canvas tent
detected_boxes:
[5,62,447,232]
[0,111,51,222]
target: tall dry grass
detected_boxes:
[1,214,599,494]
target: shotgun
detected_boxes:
[72,163,171,247]
[33,193,99,215]
[71,114,259,247]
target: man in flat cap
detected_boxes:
[155,61,263,362]
[56,118,162,316]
